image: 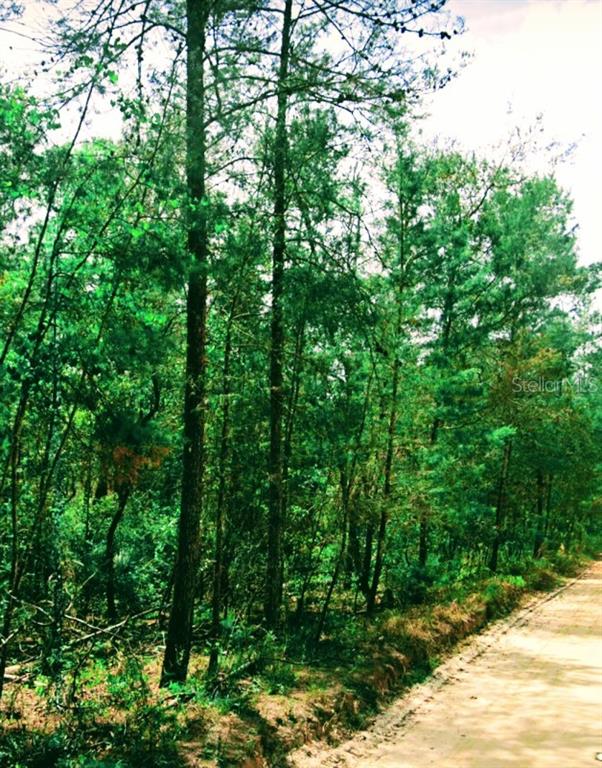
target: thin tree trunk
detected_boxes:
[341,470,353,589]
[367,188,405,615]
[343,370,373,590]
[346,500,361,587]
[360,522,373,598]
[161,0,208,685]
[282,317,305,521]
[489,439,512,573]
[420,416,441,568]
[265,0,293,630]
[106,486,130,622]
[420,261,456,569]
[532,469,545,558]
[0,428,21,700]
[294,520,323,623]
[367,507,387,614]
[314,507,348,648]
[544,474,553,540]
[207,312,234,680]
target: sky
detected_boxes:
[1,0,601,281]
[422,0,602,275]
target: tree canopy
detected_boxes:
[0,2,599,765]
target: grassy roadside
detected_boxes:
[0,550,592,768]
[217,551,588,768]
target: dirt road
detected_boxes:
[291,561,602,768]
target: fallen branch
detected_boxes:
[69,606,160,646]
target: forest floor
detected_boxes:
[289,559,602,768]
[2,557,600,767]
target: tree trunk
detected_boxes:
[367,354,399,614]
[207,312,234,681]
[282,317,305,521]
[346,499,361,587]
[0,427,22,700]
[544,474,553,540]
[342,371,373,591]
[360,521,373,598]
[340,468,353,589]
[367,506,388,615]
[265,0,293,630]
[314,500,348,647]
[314,538,347,648]
[532,469,545,559]
[420,416,440,568]
[161,0,208,686]
[489,439,512,573]
[366,187,405,614]
[106,486,130,622]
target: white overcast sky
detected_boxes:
[1,0,601,278]
[422,0,602,274]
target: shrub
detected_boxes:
[482,575,526,618]
[525,565,559,591]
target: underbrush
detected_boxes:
[0,656,187,768]
[1,550,592,768]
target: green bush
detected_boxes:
[525,564,560,591]
[482,575,526,618]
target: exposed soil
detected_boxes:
[290,560,602,768]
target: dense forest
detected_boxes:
[0,0,600,766]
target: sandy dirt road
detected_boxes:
[291,561,602,768]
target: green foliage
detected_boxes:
[0,1,599,760]
[0,655,184,768]
[482,575,526,618]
